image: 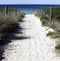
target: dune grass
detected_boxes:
[47,32,60,38]
[36,8,60,49]
[0,10,25,45]
[40,17,49,26]
[46,21,60,49]
[55,41,60,49]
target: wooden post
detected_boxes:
[15,8,17,15]
[50,6,52,23]
[41,9,42,17]
[41,9,43,17]
[5,5,8,16]
[5,5,7,16]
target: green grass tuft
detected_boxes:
[47,32,60,39]
[40,17,49,26]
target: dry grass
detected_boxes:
[0,11,25,45]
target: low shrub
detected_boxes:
[55,45,60,49]
[0,11,25,45]
[47,32,60,39]
[40,17,49,26]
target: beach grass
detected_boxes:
[0,10,25,45]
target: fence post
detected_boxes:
[15,8,17,15]
[5,5,6,16]
[5,5,8,16]
[41,9,43,17]
[50,6,52,23]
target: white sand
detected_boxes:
[2,14,60,61]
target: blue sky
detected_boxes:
[0,0,60,5]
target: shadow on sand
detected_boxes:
[0,23,31,60]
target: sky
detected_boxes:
[0,0,60,5]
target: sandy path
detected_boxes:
[2,14,60,61]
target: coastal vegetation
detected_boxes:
[35,7,60,49]
[0,8,25,45]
